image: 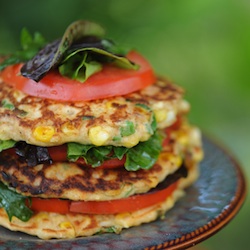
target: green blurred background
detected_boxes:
[0,0,249,249]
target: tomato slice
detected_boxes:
[47,145,68,162]
[1,51,156,102]
[28,198,70,214]
[70,181,178,214]
[28,181,177,215]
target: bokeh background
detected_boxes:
[0,0,249,249]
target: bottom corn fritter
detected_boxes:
[0,20,203,239]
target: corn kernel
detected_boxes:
[33,125,55,142]
[154,109,167,123]
[88,126,110,146]
[59,221,73,229]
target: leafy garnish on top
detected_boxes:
[0,20,139,83]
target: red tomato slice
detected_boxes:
[47,145,68,162]
[98,157,126,169]
[28,198,70,214]
[70,181,178,214]
[1,51,156,102]
[28,181,177,215]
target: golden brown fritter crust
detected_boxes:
[0,78,188,147]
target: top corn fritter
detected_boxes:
[0,77,189,147]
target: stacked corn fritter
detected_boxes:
[0,21,203,239]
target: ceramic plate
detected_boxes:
[0,136,246,250]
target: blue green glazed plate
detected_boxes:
[0,136,246,250]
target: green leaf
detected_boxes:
[0,140,16,152]
[135,103,151,111]
[150,114,157,133]
[124,132,163,171]
[0,182,33,222]
[67,143,93,161]
[59,52,102,82]
[1,99,15,111]
[113,147,128,160]
[120,121,136,137]
[135,103,157,134]
[58,46,139,83]
[67,143,114,167]
[0,28,46,71]
[21,20,105,82]
[101,39,130,56]
[20,28,46,52]
[67,131,162,171]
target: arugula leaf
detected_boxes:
[0,182,33,222]
[0,140,16,152]
[0,28,46,71]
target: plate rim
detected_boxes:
[145,135,247,250]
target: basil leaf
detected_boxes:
[0,140,16,152]
[124,132,162,171]
[0,182,33,222]
[21,20,105,82]
[0,28,46,71]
